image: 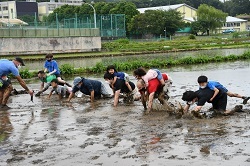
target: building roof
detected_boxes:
[137,3,196,13]
[184,17,195,22]
[226,16,247,23]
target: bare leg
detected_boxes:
[227,91,243,98]
[2,84,13,105]
[57,77,72,87]
[227,91,250,104]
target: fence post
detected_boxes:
[56,13,59,36]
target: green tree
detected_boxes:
[94,2,116,14]
[47,4,78,23]
[18,15,35,24]
[128,9,184,37]
[196,4,227,35]
[230,0,250,16]
[110,1,139,35]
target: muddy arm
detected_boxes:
[67,92,75,101]
[90,90,95,102]
[114,90,120,107]
[147,92,155,111]
[140,91,147,110]
[183,104,190,113]
[15,76,33,96]
[40,83,50,93]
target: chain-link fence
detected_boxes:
[0,13,126,38]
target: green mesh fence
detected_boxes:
[0,13,126,38]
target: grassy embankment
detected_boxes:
[4,34,250,79]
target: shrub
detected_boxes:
[20,69,32,79]
[232,32,240,39]
[188,34,196,40]
[60,64,74,75]
[116,38,129,44]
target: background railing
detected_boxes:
[0,13,126,38]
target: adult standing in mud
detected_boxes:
[0,57,34,109]
[67,77,111,103]
[181,88,237,118]
[136,73,172,114]
[104,72,137,106]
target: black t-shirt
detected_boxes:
[114,79,135,93]
[195,87,227,110]
[72,78,102,96]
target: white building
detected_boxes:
[38,0,82,20]
[221,16,247,32]
[137,3,197,23]
[0,1,38,19]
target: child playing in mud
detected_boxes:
[36,70,66,96]
[197,75,250,104]
[44,53,71,87]
[133,67,165,88]
[106,65,132,92]
[48,79,72,99]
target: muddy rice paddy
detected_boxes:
[1,61,250,166]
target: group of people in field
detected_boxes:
[0,54,249,118]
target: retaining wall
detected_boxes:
[0,36,101,55]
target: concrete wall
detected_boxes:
[0,36,101,55]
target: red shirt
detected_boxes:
[147,73,168,94]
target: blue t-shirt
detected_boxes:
[44,60,60,75]
[114,72,125,80]
[72,78,102,96]
[0,59,19,77]
[207,81,228,92]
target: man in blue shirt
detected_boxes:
[0,57,33,109]
[67,77,111,102]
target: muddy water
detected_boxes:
[1,60,250,165]
[23,48,250,70]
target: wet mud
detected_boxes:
[1,61,250,166]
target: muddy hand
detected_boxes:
[30,90,34,102]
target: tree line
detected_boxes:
[0,0,249,17]
[43,1,228,37]
[93,0,250,17]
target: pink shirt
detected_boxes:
[142,69,158,87]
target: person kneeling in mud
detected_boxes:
[36,70,67,96]
[47,79,72,100]
[104,72,139,106]
[67,77,111,103]
[197,75,250,104]
[136,73,173,114]
[181,87,241,118]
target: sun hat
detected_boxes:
[73,77,82,86]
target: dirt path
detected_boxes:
[0,61,250,166]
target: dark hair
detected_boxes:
[106,65,117,73]
[104,72,114,80]
[182,91,197,101]
[51,79,58,84]
[45,53,53,59]
[133,67,147,77]
[37,70,45,74]
[197,75,208,83]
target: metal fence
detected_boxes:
[0,13,126,38]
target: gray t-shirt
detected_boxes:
[52,85,72,97]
